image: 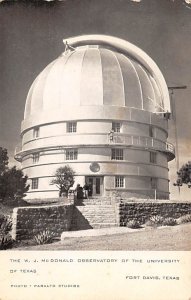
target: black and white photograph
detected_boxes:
[0,0,191,299]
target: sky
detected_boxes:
[0,0,191,200]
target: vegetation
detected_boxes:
[0,147,8,175]
[174,161,191,189]
[0,214,6,227]
[0,147,29,202]
[176,214,191,224]
[1,216,12,234]
[145,215,164,227]
[162,217,177,226]
[126,220,142,229]
[34,230,56,245]
[0,214,14,250]
[50,165,75,197]
[0,166,29,202]
[145,215,178,227]
[0,234,14,250]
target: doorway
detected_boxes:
[85,176,103,197]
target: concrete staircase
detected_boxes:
[81,197,113,205]
[71,198,119,230]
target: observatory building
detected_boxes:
[15,35,175,200]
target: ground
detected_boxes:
[14,223,191,251]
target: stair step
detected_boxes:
[72,200,118,230]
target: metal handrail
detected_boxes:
[15,134,175,161]
[108,133,175,154]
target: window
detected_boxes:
[31,178,39,189]
[33,153,39,163]
[111,149,123,160]
[66,149,78,160]
[115,176,124,188]
[67,122,77,133]
[151,178,157,189]
[112,122,121,133]
[33,127,39,138]
[150,152,157,164]
[149,125,155,138]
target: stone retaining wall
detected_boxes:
[11,199,191,240]
[12,204,74,240]
[119,201,191,226]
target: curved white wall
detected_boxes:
[18,111,173,200]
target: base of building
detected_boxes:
[25,189,169,202]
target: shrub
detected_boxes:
[176,214,191,224]
[1,216,12,234]
[0,214,6,227]
[126,220,142,229]
[145,215,164,227]
[162,217,177,226]
[34,230,56,245]
[0,234,14,250]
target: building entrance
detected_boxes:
[85,176,103,197]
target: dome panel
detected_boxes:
[42,54,72,111]
[80,48,103,106]
[100,48,125,106]
[149,76,164,112]
[117,54,142,109]
[61,50,85,108]
[44,50,85,110]
[24,60,56,118]
[24,78,37,119]
[132,62,156,112]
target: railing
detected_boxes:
[108,133,175,159]
[15,143,22,155]
[14,144,22,162]
[14,133,175,162]
[165,142,175,154]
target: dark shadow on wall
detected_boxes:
[71,207,93,231]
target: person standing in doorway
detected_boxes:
[83,182,89,199]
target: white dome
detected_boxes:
[24,35,169,119]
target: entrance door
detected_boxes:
[86,176,103,196]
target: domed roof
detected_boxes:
[24,35,170,119]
